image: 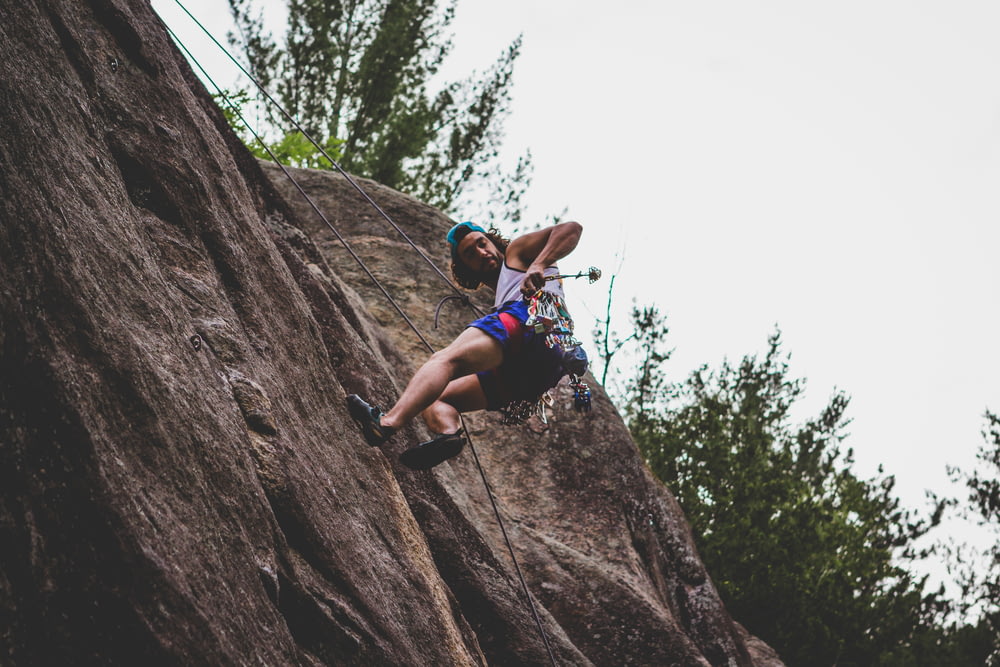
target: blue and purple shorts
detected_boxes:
[469,300,568,410]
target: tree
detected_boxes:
[591,258,669,394]
[213,89,346,168]
[225,0,530,215]
[875,618,996,666]
[626,329,947,666]
[592,273,631,387]
[945,410,1000,665]
[622,303,670,419]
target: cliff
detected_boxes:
[0,1,782,665]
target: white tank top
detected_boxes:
[494,262,565,308]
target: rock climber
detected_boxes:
[347,220,587,470]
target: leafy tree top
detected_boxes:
[226,0,529,219]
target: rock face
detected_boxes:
[0,1,782,665]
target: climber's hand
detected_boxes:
[521,263,546,297]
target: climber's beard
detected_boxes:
[479,262,501,286]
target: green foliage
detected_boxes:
[876,617,996,666]
[213,89,344,168]
[251,130,345,169]
[622,303,671,419]
[626,329,948,666]
[225,0,530,214]
[945,410,1000,664]
[592,276,640,388]
[215,88,255,135]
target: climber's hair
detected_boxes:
[450,226,510,290]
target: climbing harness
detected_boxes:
[165,5,558,663]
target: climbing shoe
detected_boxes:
[399,431,466,470]
[346,394,395,446]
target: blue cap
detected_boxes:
[446,221,487,250]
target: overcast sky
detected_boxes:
[153,0,999,582]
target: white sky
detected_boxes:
[153,0,999,586]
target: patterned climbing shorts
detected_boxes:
[469,300,568,411]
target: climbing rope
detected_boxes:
[460,411,558,664]
[164,8,556,665]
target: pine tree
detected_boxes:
[626,329,947,665]
[226,0,530,216]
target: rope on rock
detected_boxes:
[164,9,556,665]
[166,24,434,355]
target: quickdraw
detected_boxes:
[500,377,590,424]
[525,291,577,345]
[501,393,553,426]
[571,375,592,413]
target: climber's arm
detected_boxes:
[506,222,583,297]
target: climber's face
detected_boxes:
[455,231,502,277]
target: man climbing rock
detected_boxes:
[347,220,586,470]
